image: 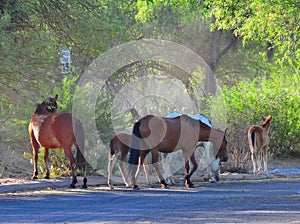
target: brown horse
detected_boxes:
[128,114,228,189]
[108,132,151,189]
[248,115,272,175]
[28,95,87,188]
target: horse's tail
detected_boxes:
[74,118,85,167]
[128,121,141,165]
[247,126,256,154]
[109,135,116,157]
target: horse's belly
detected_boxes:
[40,137,62,149]
[159,141,180,153]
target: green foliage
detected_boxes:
[207,72,300,171]
[24,149,71,178]
[135,0,299,70]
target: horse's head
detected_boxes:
[46,94,58,112]
[217,129,229,162]
[262,115,272,127]
[34,94,58,115]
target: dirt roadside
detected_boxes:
[1,142,300,194]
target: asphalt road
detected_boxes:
[1,178,300,223]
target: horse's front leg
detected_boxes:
[31,140,40,180]
[107,153,116,189]
[119,152,130,187]
[135,150,153,187]
[44,148,50,179]
[151,148,167,189]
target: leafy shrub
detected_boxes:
[207,73,300,172]
[24,149,72,178]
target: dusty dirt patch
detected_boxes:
[1,142,299,183]
[0,143,32,179]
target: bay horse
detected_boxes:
[28,95,87,188]
[128,114,228,189]
[248,115,272,175]
[108,131,151,189]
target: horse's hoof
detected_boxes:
[81,184,88,189]
[160,179,168,189]
[185,183,194,188]
[161,184,169,189]
[132,185,140,190]
[209,178,217,183]
[108,185,114,190]
[31,176,38,180]
[44,175,50,179]
[69,184,76,189]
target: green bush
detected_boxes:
[207,73,300,172]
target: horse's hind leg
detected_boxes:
[75,145,87,189]
[257,150,263,175]
[151,148,167,189]
[44,148,50,179]
[262,146,269,176]
[162,153,175,185]
[184,152,198,188]
[81,161,87,189]
[251,152,258,175]
[63,147,77,188]
[108,153,117,189]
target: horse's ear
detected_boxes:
[262,115,266,121]
[53,94,58,102]
[224,128,229,135]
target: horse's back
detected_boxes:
[248,125,264,148]
[137,115,197,152]
[110,132,131,155]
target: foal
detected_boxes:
[108,132,151,189]
[247,115,272,175]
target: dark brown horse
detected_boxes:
[108,132,150,189]
[128,114,228,189]
[28,95,87,188]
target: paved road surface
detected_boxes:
[1,178,300,223]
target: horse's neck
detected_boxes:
[32,112,54,123]
[207,128,224,144]
[199,126,224,143]
[264,123,271,133]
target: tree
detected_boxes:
[135,0,299,96]
[0,0,118,144]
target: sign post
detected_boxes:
[60,50,71,75]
